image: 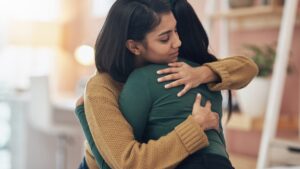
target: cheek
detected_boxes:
[146,43,171,60]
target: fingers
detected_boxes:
[168,62,185,67]
[157,67,178,75]
[193,93,202,108]
[157,62,185,74]
[213,112,219,121]
[212,112,220,131]
[76,96,84,107]
[177,84,191,97]
[164,79,185,89]
[158,73,180,83]
[205,100,212,110]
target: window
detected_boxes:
[92,0,115,17]
[0,102,12,169]
[0,46,54,89]
[0,0,61,21]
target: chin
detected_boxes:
[169,56,178,63]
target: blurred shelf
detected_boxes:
[210,5,281,19]
[210,5,300,30]
[268,138,300,166]
[223,112,299,131]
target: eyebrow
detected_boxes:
[158,30,172,37]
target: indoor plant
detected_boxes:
[237,44,276,117]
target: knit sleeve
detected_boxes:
[204,56,258,91]
[84,74,208,169]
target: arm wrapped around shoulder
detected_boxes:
[204,56,259,91]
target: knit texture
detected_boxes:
[83,56,258,169]
[204,56,258,91]
[84,73,208,169]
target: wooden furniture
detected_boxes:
[223,113,298,132]
[211,0,284,19]
[208,0,300,30]
[205,0,300,168]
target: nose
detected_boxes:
[172,31,181,49]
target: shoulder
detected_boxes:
[86,71,112,90]
[127,64,168,82]
[85,71,122,97]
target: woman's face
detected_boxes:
[136,12,181,64]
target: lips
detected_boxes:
[170,51,179,57]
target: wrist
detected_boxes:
[192,115,206,130]
[196,66,219,84]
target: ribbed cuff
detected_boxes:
[174,115,209,154]
[85,141,99,169]
[204,62,231,91]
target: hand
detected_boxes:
[76,95,84,107]
[157,62,219,97]
[191,93,219,131]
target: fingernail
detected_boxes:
[177,93,181,97]
[164,84,169,88]
[157,71,161,74]
[197,93,201,97]
[157,78,161,82]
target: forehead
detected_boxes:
[149,12,176,35]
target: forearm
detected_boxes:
[194,65,221,85]
[85,96,208,169]
[85,91,208,169]
[204,55,258,91]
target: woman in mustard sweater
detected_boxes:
[76,0,258,168]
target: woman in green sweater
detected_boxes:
[120,59,230,168]
[77,0,256,168]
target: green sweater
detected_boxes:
[119,59,228,159]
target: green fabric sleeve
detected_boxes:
[75,104,111,169]
[119,70,152,141]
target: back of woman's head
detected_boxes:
[171,0,232,120]
[95,0,171,82]
[172,0,217,64]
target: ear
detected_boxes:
[126,39,143,56]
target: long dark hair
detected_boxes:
[171,0,233,120]
[94,0,171,82]
[95,0,232,119]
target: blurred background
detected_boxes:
[0,0,299,169]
